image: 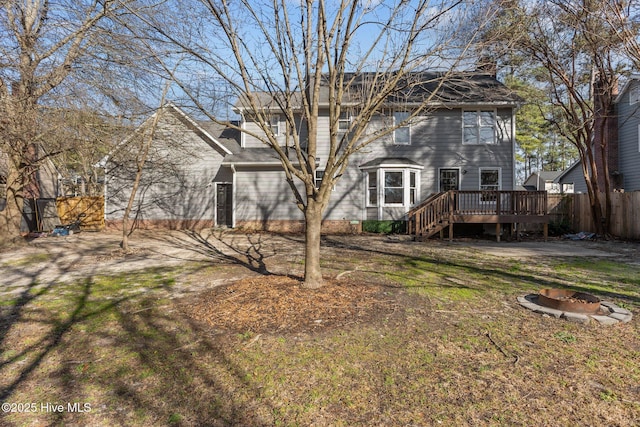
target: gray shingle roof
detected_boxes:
[235,71,522,111]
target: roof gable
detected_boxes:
[614,74,640,104]
[164,103,236,155]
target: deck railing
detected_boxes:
[408,190,548,237]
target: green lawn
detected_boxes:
[1,241,638,426]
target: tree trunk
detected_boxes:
[302,201,324,289]
[120,156,145,252]
[0,161,25,244]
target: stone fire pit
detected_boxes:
[518,289,633,325]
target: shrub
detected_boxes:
[362,220,406,234]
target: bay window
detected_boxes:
[364,165,422,208]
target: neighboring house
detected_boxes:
[611,74,640,191]
[523,171,567,193]
[106,72,522,232]
[557,73,640,193]
[555,161,587,194]
[0,145,62,231]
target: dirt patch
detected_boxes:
[181,275,401,334]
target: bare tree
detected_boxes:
[118,79,175,251]
[135,0,482,288]
[478,0,639,235]
[0,0,162,243]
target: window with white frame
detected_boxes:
[384,171,404,204]
[367,171,377,206]
[338,112,351,133]
[365,168,421,207]
[269,115,280,136]
[480,168,501,202]
[409,171,417,205]
[393,111,411,145]
[463,110,496,145]
[315,170,324,189]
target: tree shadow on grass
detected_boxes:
[148,229,283,276]
[318,235,640,306]
[0,274,275,426]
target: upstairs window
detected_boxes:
[393,111,411,145]
[338,112,351,133]
[463,110,496,145]
[269,115,280,136]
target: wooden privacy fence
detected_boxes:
[568,192,640,240]
[56,196,105,231]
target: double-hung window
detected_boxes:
[480,168,501,202]
[409,171,417,205]
[463,110,496,145]
[338,112,351,133]
[269,115,280,136]
[384,171,404,205]
[367,171,378,206]
[315,170,324,189]
[393,111,411,145]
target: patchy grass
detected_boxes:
[0,239,639,426]
[1,253,53,268]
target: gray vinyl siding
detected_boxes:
[352,108,514,220]
[238,106,516,222]
[242,118,290,148]
[106,112,226,222]
[234,167,303,221]
[558,163,588,194]
[616,80,640,191]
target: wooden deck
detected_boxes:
[407,190,550,241]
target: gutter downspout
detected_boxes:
[231,164,236,228]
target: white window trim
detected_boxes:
[637,124,640,152]
[479,167,501,203]
[383,170,405,206]
[269,115,281,136]
[338,112,351,133]
[463,109,497,145]
[365,167,421,208]
[315,169,335,191]
[393,111,411,145]
[366,171,377,207]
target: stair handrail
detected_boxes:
[407,191,452,236]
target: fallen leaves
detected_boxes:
[182,275,394,334]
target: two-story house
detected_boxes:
[105,72,528,234]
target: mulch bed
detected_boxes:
[181,275,399,334]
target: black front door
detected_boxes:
[216,183,233,227]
